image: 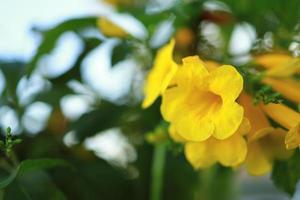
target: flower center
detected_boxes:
[186,88,222,117]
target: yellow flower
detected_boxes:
[255,53,292,69]
[142,40,178,108]
[238,93,293,175]
[260,103,300,150]
[97,17,128,38]
[161,56,244,141]
[246,128,293,176]
[184,118,249,168]
[255,53,300,77]
[262,77,300,104]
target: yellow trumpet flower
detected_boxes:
[161,56,244,141]
[238,93,293,175]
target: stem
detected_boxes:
[150,143,167,200]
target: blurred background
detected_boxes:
[0,0,300,199]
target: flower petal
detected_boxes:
[263,77,300,104]
[168,124,186,143]
[255,54,291,69]
[213,134,247,167]
[174,109,214,142]
[260,103,300,130]
[285,122,300,150]
[208,65,243,103]
[142,39,177,108]
[246,142,272,176]
[160,86,185,121]
[266,58,300,77]
[184,141,216,169]
[238,92,274,141]
[213,102,244,139]
[265,128,294,159]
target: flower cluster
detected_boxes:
[143,40,300,175]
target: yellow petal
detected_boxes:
[142,40,177,108]
[213,102,244,139]
[238,92,274,141]
[178,56,209,88]
[285,122,300,150]
[184,141,216,169]
[266,58,300,77]
[214,133,247,167]
[168,124,186,143]
[262,77,300,104]
[97,17,128,38]
[246,142,272,176]
[174,109,214,142]
[264,128,294,159]
[160,86,185,121]
[255,54,292,69]
[235,118,251,136]
[260,103,300,130]
[208,65,243,103]
[204,60,220,71]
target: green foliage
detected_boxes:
[253,85,283,105]
[0,127,22,156]
[272,150,300,196]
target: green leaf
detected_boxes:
[272,150,300,196]
[0,158,72,190]
[26,17,97,75]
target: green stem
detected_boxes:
[150,143,167,200]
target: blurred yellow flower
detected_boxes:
[161,56,244,141]
[184,118,249,168]
[103,0,135,7]
[246,128,293,176]
[238,93,292,175]
[142,39,178,108]
[255,53,300,77]
[262,77,300,104]
[97,17,128,38]
[260,103,300,150]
